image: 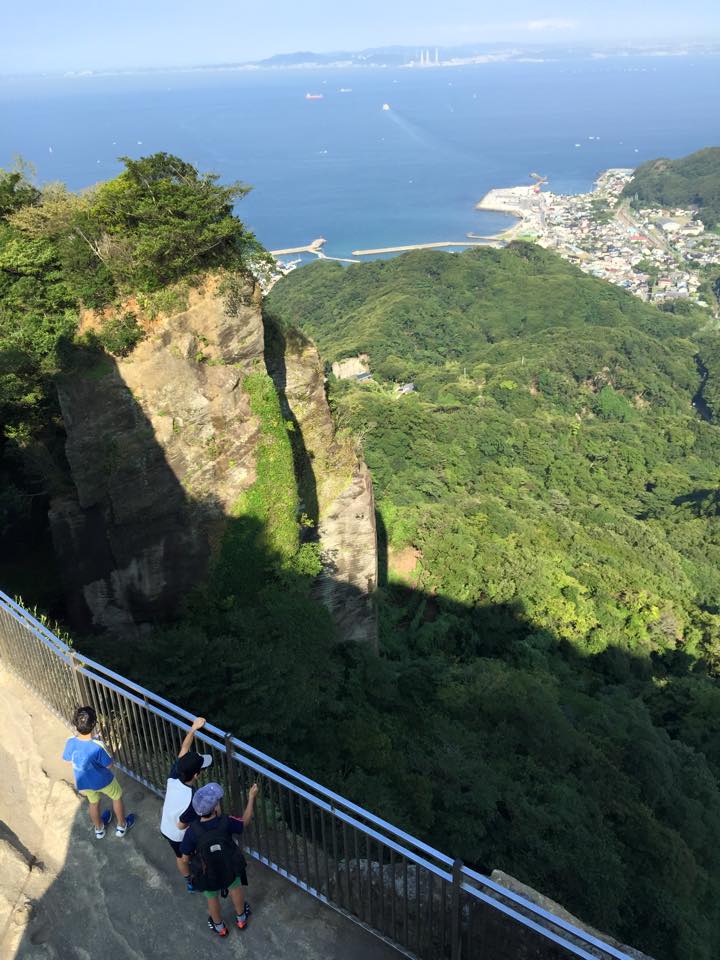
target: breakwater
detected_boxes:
[351,238,503,256]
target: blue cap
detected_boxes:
[192,781,224,816]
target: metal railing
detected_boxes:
[0,589,637,960]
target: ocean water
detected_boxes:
[1,56,720,260]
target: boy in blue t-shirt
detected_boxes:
[62,705,136,840]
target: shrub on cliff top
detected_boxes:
[96,311,145,357]
[7,152,265,302]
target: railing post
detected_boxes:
[451,858,463,960]
[224,731,239,813]
[69,651,85,711]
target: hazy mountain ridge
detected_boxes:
[47,40,720,80]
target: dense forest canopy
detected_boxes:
[622,146,720,227]
[267,247,720,960]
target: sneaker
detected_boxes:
[95,809,113,840]
[207,916,228,937]
[115,813,136,838]
[185,877,196,893]
[236,902,251,930]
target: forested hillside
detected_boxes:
[622,146,720,227]
[5,156,720,960]
[267,246,720,960]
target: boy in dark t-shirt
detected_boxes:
[181,781,258,937]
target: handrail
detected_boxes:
[0,590,638,960]
[0,590,454,865]
[460,865,633,960]
[0,591,71,653]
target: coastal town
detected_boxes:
[266,164,720,308]
[479,170,720,308]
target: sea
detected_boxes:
[1,55,720,261]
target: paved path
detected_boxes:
[0,667,399,960]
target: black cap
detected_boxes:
[177,751,213,782]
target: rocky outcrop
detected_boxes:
[269,329,378,649]
[50,275,378,646]
[331,354,370,380]
[490,871,656,960]
[50,277,263,635]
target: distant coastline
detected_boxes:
[475,167,720,306]
[272,165,720,309]
[476,185,539,241]
[271,186,535,263]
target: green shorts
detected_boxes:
[203,874,246,899]
[80,777,123,804]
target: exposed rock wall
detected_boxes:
[50,276,378,647]
[331,354,370,380]
[50,278,263,635]
[270,331,378,649]
[489,871,656,960]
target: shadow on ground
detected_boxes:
[0,667,397,960]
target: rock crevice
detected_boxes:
[266,327,378,649]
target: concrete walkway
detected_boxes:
[0,667,399,960]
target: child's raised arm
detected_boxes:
[242,783,259,827]
[178,717,206,758]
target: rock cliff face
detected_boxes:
[267,328,378,650]
[489,872,656,960]
[50,278,263,635]
[50,277,378,646]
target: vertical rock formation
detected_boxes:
[267,326,378,650]
[50,275,378,647]
[50,278,263,635]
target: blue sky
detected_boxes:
[2,1,720,74]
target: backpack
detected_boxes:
[190,816,243,892]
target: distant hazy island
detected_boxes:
[56,40,720,80]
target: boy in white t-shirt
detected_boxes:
[159,716,213,891]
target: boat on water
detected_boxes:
[382,103,391,111]
[305,92,324,100]
[339,87,352,93]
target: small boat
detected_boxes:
[305,92,324,100]
[339,87,352,93]
[382,103,391,111]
